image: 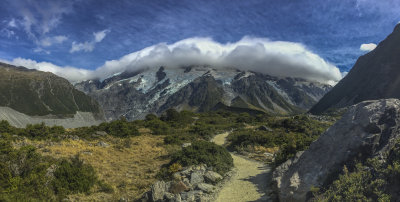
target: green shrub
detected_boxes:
[0,142,55,201]
[170,141,233,174]
[145,119,171,135]
[0,120,15,134]
[97,180,114,193]
[98,119,139,137]
[189,123,214,140]
[53,155,97,195]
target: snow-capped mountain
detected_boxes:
[75,66,332,121]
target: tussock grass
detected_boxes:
[20,134,170,201]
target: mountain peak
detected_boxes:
[310,24,400,114]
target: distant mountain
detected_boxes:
[310,24,400,114]
[0,62,104,127]
[75,66,331,121]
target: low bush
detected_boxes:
[53,155,97,195]
[0,139,101,201]
[98,119,139,137]
[170,141,233,174]
[145,119,171,135]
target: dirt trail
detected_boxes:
[211,132,272,202]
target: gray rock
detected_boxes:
[96,141,109,147]
[165,192,181,202]
[190,171,204,185]
[95,131,108,136]
[172,172,182,180]
[151,181,167,201]
[196,183,215,193]
[182,143,191,148]
[180,190,203,202]
[273,99,400,202]
[180,166,193,176]
[169,181,188,194]
[204,171,222,184]
[258,125,273,132]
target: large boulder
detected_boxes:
[273,99,400,202]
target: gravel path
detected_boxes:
[211,132,272,202]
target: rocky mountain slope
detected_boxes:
[310,24,400,114]
[274,99,400,201]
[75,66,331,121]
[0,62,104,127]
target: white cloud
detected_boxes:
[93,37,342,85]
[2,37,344,85]
[38,35,68,47]
[94,29,109,42]
[70,29,110,53]
[1,58,92,82]
[8,19,17,28]
[33,47,50,54]
[70,41,94,53]
[360,43,377,51]
[10,0,74,38]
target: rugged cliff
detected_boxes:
[274,99,400,201]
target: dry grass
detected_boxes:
[18,134,175,201]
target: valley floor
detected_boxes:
[211,132,273,202]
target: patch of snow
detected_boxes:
[236,71,255,80]
[266,80,295,105]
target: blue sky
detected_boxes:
[0,0,399,81]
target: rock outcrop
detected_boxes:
[274,99,400,202]
[139,164,229,202]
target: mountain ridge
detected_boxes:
[310,24,400,114]
[75,66,332,121]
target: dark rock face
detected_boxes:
[0,62,102,118]
[158,75,225,113]
[75,66,331,121]
[310,24,400,114]
[274,99,400,202]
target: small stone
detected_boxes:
[258,125,273,132]
[180,190,203,202]
[180,166,193,176]
[165,192,175,200]
[204,171,223,183]
[173,172,182,180]
[96,141,109,147]
[196,183,215,193]
[182,142,191,148]
[151,181,167,201]
[190,171,204,185]
[169,181,189,194]
[95,131,108,136]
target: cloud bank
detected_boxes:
[3,37,343,85]
[360,43,377,51]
